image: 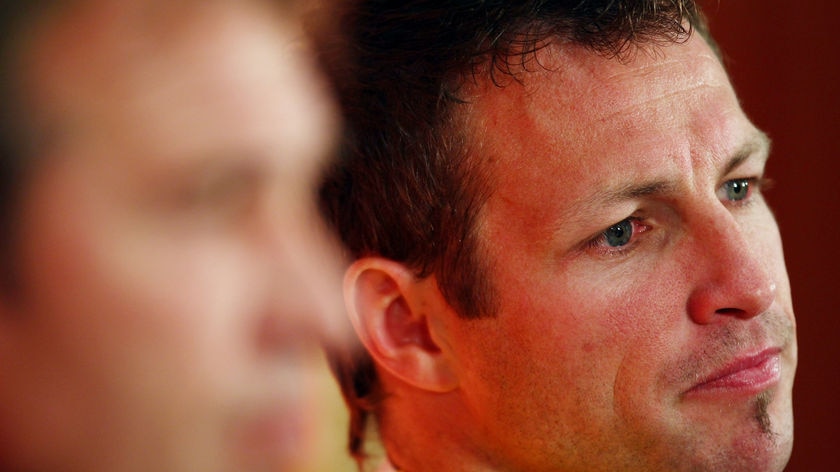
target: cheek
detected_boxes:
[556,259,690,407]
[18,201,260,403]
[97,233,258,382]
[472,268,668,406]
[5,198,261,467]
[558,259,685,352]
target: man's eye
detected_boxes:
[171,169,260,223]
[603,218,633,247]
[721,178,751,201]
[585,216,651,257]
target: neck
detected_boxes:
[376,383,502,472]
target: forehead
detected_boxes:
[470,35,732,134]
[463,34,751,186]
[536,38,728,120]
[19,0,334,173]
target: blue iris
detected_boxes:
[604,218,633,247]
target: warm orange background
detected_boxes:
[706,2,840,470]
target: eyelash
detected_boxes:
[584,176,773,258]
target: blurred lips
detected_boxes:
[686,347,782,397]
[233,404,309,464]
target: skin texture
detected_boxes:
[0,1,344,471]
[356,33,796,471]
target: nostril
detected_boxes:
[714,305,771,320]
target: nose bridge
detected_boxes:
[685,204,776,324]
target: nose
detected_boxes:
[685,209,778,325]
[255,203,349,355]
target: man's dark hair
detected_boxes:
[318,0,715,463]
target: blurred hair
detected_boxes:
[0,1,57,294]
[317,0,716,464]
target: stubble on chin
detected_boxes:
[754,391,775,438]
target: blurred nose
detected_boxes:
[255,201,349,355]
[685,208,777,325]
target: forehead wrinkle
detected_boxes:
[595,64,728,122]
[540,41,728,122]
[598,50,722,82]
[596,80,725,123]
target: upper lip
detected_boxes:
[687,346,782,392]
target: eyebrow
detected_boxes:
[721,130,772,177]
[594,131,773,207]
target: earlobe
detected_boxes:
[344,258,458,393]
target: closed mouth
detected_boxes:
[685,347,782,396]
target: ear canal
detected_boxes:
[385,295,441,353]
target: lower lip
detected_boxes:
[687,353,781,397]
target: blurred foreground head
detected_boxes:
[0,1,345,471]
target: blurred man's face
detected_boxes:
[0,1,343,471]
[437,34,796,471]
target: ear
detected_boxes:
[344,257,457,393]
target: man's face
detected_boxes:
[0,2,343,471]
[442,34,796,471]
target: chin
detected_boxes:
[649,391,794,472]
[713,396,794,472]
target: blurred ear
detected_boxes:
[344,257,457,392]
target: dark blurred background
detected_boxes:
[705,2,840,470]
